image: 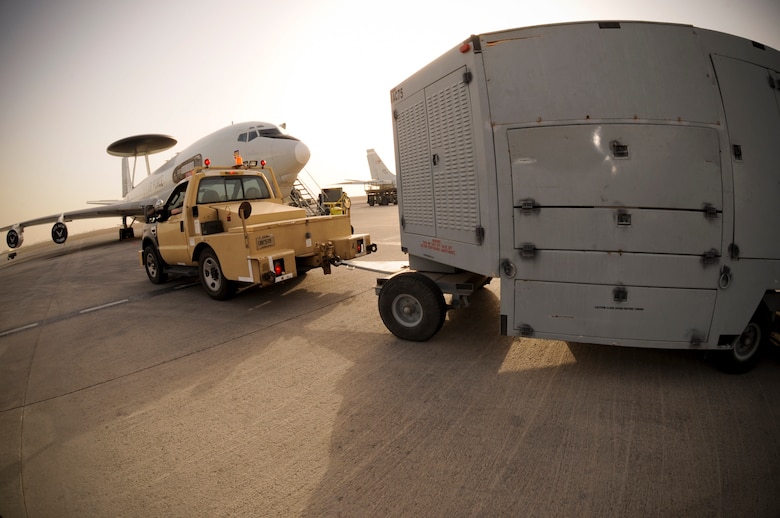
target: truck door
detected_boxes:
[155,182,192,266]
[712,56,780,259]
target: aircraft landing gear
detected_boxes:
[119,216,135,240]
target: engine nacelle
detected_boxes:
[52,222,68,245]
[6,226,23,249]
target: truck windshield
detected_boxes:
[196,176,271,204]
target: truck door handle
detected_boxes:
[180,221,184,232]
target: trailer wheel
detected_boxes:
[378,273,446,341]
[716,304,770,374]
[199,248,236,300]
[143,245,168,284]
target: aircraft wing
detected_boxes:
[0,199,153,233]
[338,178,373,185]
[86,199,125,205]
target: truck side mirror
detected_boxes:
[144,205,158,223]
[239,201,252,220]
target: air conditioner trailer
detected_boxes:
[381,21,780,372]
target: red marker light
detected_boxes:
[204,158,211,167]
[459,42,471,53]
[273,259,283,276]
[260,160,266,168]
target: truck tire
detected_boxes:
[378,272,446,341]
[143,245,168,284]
[199,248,237,300]
[715,303,770,374]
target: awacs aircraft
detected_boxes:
[2,121,310,249]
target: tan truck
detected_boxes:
[140,161,376,299]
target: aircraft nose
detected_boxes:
[295,141,311,166]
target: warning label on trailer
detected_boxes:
[420,239,456,256]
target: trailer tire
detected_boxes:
[143,245,168,284]
[716,303,770,374]
[378,272,446,341]
[199,248,237,300]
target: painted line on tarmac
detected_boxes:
[0,323,40,338]
[0,281,200,338]
[79,299,129,314]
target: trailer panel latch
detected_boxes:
[611,140,630,159]
[520,243,536,258]
[728,243,740,260]
[519,324,533,336]
[733,144,743,162]
[704,204,718,220]
[520,199,535,214]
[701,249,720,265]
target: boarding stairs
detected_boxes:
[290,170,327,216]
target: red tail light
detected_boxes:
[273,259,284,276]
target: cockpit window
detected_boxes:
[236,126,300,142]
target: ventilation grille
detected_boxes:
[427,79,478,236]
[396,96,434,229]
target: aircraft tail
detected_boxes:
[366,149,396,184]
[121,157,133,197]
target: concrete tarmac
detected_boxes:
[1,199,779,517]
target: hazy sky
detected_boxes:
[1,0,778,239]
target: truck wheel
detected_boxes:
[378,272,446,341]
[199,248,236,300]
[368,196,375,206]
[715,304,770,374]
[143,245,168,284]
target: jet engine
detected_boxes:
[6,226,23,249]
[52,222,68,244]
